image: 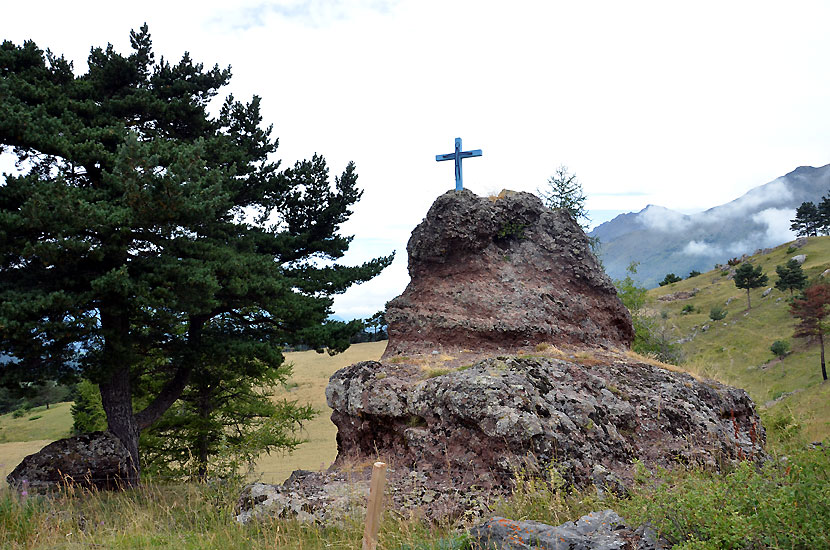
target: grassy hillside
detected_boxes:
[0,401,74,444]
[645,236,830,444]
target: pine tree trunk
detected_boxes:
[821,332,828,381]
[99,302,140,485]
[746,288,752,310]
[100,366,140,485]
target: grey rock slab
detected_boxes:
[468,510,666,550]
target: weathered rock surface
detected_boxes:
[237,470,368,524]
[237,466,499,525]
[791,237,808,249]
[383,190,633,357]
[468,511,667,550]
[325,352,765,507]
[6,431,134,491]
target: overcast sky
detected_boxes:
[3,1,830,319]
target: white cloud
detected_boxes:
[682,235,780,259]
[211,0,401,30]
[683,240,721,256]
[699,179,795,224]
[332,254,408,319]
[637,206,692,232]
[752,207,797,246]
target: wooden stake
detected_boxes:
[362,461,388,550]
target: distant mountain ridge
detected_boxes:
[590,163,830,287]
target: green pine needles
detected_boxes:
[0,25,392,481]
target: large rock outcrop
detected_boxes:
[327,352,764,502]
[239,189,766,524]
[6,431,134,491]
[383,190,633,358]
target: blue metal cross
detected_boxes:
[435,137,482,190]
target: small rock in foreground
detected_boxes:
[468,510,666,550]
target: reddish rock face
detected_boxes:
[383,190,633,359]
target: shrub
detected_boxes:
[727,257,742,266]
[687,270,701,278]
[632,317,683,364]
[658,273,682,286]
[786,245,798,254]
[763,409,803,444]
[709,306,727,321]
[681,304,695,315]
[497,221,526,240]
[614,263,682,364]
[770,340,790,358]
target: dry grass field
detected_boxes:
[252,340,387,483]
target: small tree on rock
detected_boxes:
[537,165,589,228]
[775,259,808,297]
[733,263,768,310]
[790,283,830,381]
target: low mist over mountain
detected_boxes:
[590,164,830,287]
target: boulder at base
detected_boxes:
[6,431,134,491]
[384,190,633,358]
[326,351,764,510]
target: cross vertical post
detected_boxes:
[435,137,482,191]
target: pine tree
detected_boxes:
[818,195,830,235]
[0,27,392,482]
[71,380,107,434]
[733,263,768,310]
[775,259,808,297]
[790,201,821,237]
[790,283,830,381]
